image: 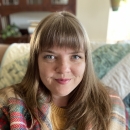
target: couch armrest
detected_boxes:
[0,44,9,64]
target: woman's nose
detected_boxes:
[55,60,71,74]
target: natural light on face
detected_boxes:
[38,45,86,106]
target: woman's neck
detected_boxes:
[52,95,69,108]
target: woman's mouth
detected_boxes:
[55,79,71,84]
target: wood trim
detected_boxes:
[0,15,2,31]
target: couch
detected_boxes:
[0,42,130,129]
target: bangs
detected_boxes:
[38,16,86,52]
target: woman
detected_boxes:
[0,11,126,130]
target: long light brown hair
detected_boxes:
[14,11,111,130]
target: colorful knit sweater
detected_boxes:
[0,87,128,130]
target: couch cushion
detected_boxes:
[92,43,130,99]
[0,43,30,89]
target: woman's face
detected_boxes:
[38,46,85,102]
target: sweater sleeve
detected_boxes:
[0,108,10,130]
[108,87,127,130]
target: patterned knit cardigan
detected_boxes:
[0,87,128,130]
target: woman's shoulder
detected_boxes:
[106,86,119,95]
[106,86,123,100]
[0,86,15,97]
[0,86,20,107]
[106,86,125,107]
[106,87,126,130]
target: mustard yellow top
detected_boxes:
[50,102,67,130]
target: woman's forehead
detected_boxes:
[40,45,85,52]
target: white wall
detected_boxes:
[77,0,110,42]
[107,1,130,42]
[10,0,110,42]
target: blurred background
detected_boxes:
[0,0,130,43]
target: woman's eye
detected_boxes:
[72,55,81,60]
[44,55,55,60]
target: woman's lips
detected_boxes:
[55,79,71,84]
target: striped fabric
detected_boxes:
[0,87,128,130]
[108,87,128,130]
